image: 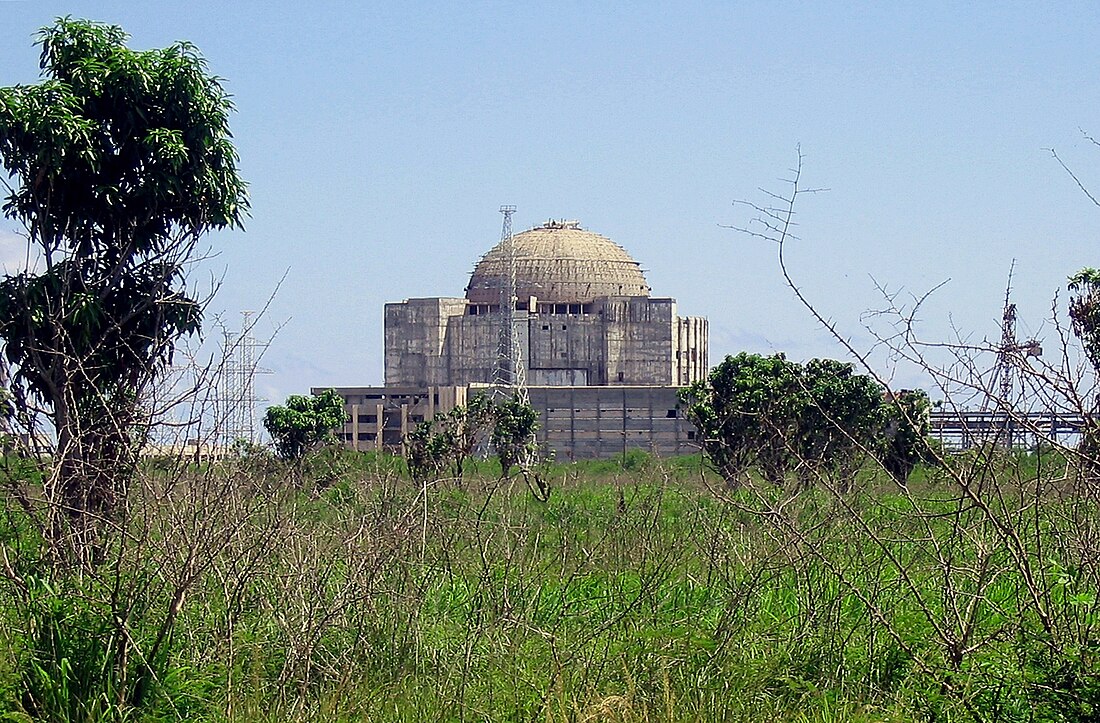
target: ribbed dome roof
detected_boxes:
[465,220,651,305]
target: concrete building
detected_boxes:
[322,218,708,459]
[385,220,708,388]
[321,383,699,459]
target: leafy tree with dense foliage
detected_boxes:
[681,353,932,487]
[1069,268,1100,374]
[1068,268,1100,466]
[0,18,248,553]
[795,358,886,482]
[880,389,936,483]
[263,390,346,460]
[679,353,805,484]
[491,395,539,479]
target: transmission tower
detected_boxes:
[218,310,269,447]
[991,262,1042,408]
[492,205,526,396]
[490,206,545,496]
[985,262,1041,447]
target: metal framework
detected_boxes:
[930,409,1083,449]
[489,206,543,491]
[990,263,1042,409]
[492,205,526,395]
[979,263,1042,447]
[218,310,268,447]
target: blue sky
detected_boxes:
[2,2,1100,404]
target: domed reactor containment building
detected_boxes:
[386,220,707,388]
[321,219,709,459]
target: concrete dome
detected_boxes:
[465,220,651,305]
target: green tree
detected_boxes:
[491,395,539,479]
[1068,268,1100,467]
[879,388,935,484]
[403,395,494,481]
[680,352,803,485]
[681,353,893,487]
[1069,268,1100,374]
[263,390,346,460]
[0,18,247,554]
[405,418,452,482]
[796,358,885,481]
[444,394,493,479]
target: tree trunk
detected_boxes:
[50,382,137,563]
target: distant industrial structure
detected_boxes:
[385,219,708,388]
[319,214,709,459]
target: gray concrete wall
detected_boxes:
[384,298,468,386]
[527,309,605,384]
[602,297,677,386]
[384,295,708,390]
[322,384,699,460]
[528,385,697,459]
[445,310,531,386]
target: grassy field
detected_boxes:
[1,448,1098,722]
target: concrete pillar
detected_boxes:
[350,403,360,452]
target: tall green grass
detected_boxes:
[1,449,1097,721]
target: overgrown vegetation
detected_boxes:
[679,352,935,487]
[264,389,346,460]
[0,448,1096,722]
[0,18,248,558]
[406,393,542,483]
[1,18,1098,723]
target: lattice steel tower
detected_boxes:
[489,206,544,495]
[992,262,1041,407]
[492,205,526,396]
[219,310,267,447]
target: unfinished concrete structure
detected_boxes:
[385,220,708,388]
[321,383,698,459]
[322,218,708,460]
[324,385,470,450]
